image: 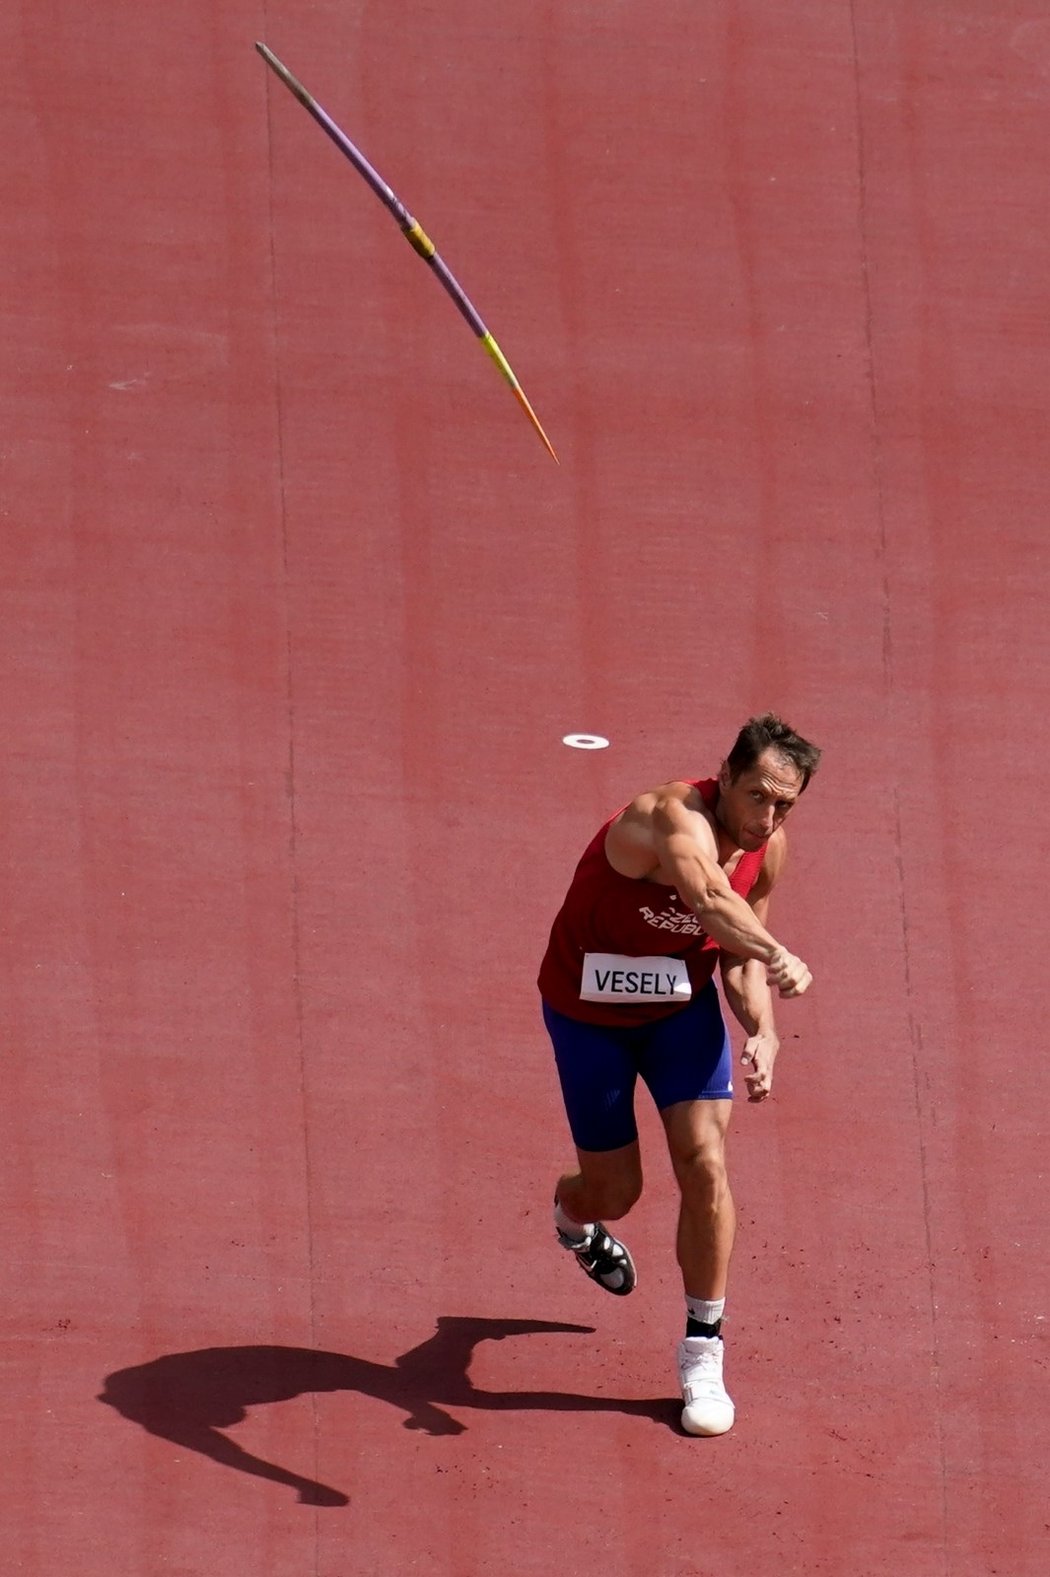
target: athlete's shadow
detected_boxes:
[99,1317,676,1506]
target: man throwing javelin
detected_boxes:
[538,714,821,1436]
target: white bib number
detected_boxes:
[580,953,692,1005]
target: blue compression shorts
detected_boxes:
[542,979,733,1153]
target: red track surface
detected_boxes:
[2,3,1047,1573]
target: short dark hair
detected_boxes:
[725,713,822,790]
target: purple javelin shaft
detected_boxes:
[255,42,486,339]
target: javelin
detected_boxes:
[255,43,558,463]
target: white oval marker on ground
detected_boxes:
[562,733,610,750]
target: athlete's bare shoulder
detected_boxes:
[627,778,704,814]
[605,780,716,879]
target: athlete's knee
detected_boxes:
[672,1141,729,1211]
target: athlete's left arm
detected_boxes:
[719,834,787,1103]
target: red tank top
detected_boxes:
[537,779,766,1026]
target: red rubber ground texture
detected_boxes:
[2,2,1047,1573]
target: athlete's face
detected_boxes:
[716,748,804,850]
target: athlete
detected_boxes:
[537,714,821,1436]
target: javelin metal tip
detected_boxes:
[514,387,560,464]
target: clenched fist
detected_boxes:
[766,946,812,998]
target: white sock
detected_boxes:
[554,1197,594,1244]
[686,1296,726,1328]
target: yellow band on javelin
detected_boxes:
[404,221,436,259]
[482,332,519,389]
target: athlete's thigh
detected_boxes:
[660,1094,732,1174]
[542,999,641,1152]
[636,980,733,1113]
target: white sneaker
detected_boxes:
[677,1336,735,1436]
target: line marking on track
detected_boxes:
[562,733,609,750]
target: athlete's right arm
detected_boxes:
[606,784,811,996]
